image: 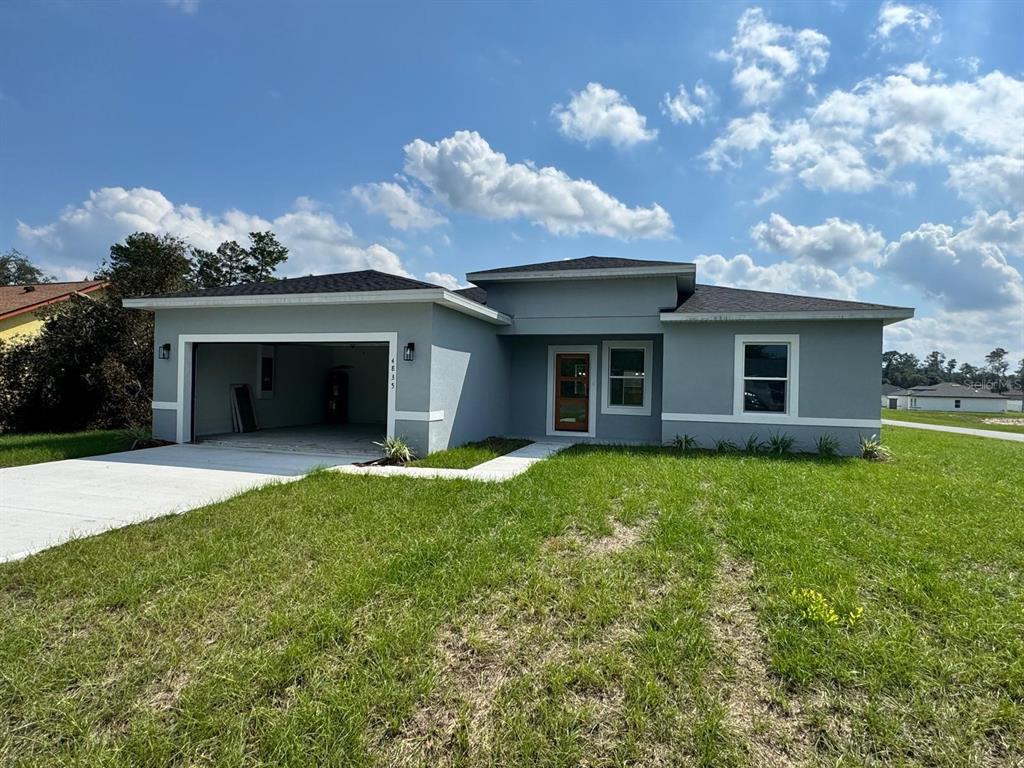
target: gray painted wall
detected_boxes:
[428,305,511,452]
[508,334,663,443]
[482,277,676,335]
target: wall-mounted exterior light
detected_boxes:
[158,343,171,360]
[403,342,415,362]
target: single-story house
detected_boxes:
[880,383,902,408]
[1005,392,1023,413]
[0,280,107,343]
[886,382,1008,413]
[123,256,914,456]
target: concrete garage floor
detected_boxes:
[198,423,385,456]
[0,443,377,563]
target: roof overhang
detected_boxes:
[122,288,512,326]
[468,264,696,284]
[0,281,108,323]
[660,308,915,325]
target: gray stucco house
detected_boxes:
[124,256,914,456]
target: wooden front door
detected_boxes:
[554,353,590,432]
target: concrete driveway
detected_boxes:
[0,444,374,563]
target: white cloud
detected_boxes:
[424,271,467,290]
[875,2,941,43]
[957,56,981,75]
[351,181,448,230]
[884,310,1021,367]
[16,186,411,279]
[881,210,1024,311]
[714,7,830,106]
[695,253,875,299]
[552,82,657,147]
[705,71,1024,205]
[163,0,199,13]
[403,130,673,239]
[751,213,886,267]
[661,81,715,125]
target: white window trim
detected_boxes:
[733,334,800,419]
[546,345,597,438]
[601,340,653,416]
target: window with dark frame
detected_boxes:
[955,399,961,409]
[742,343,789,413]
[607,347,646,407]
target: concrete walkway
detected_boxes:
[0,444,374,562]
[883,419,1024,443]
[334,440,568,482]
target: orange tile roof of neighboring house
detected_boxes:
[0,280,108,321]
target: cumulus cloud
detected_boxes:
[875,2,941,43]
[402,130,673,239]
[16,186,411,279]
[552,82,657,147]
[351,181,448,230]
[424,271,467,290]
[884,310,1022,367]
[881,209,1024,311]
[751,213,886,267]
[713,6,830,106]
[695,253,875,299]
[661,81,714,125]
[704,71,1024,205]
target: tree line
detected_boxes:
[882,348,1024,392]
[0,232,288,433]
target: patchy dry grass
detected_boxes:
[883,407,1024,434]
[1,428,1022,766]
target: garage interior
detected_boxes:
[191,341,389,456]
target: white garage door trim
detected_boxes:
[175,332,398,444]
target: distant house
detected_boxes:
[887,382,1008,413]
[1001,391,1023,413]
[881,383,902,409]
[0,280,108,343]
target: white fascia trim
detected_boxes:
[734,334,799,419]
[660,309,914,324]
[546,345,598,438]
[468,265,695,283]
[395,410,445,422]
[662,412,880,429]
[151,401,179,410]
[600,340,653,417]
[123,289,511,325]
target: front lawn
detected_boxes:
[1,428,1022,766]
[0,430,132,468]
[883,407,1024,434]
[410,436,532,469]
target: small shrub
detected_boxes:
[672,434,698,452]
[121,425,155,450]
[743,434,766,454]
[790,587,863,629]
[374,435,416,464]
[860,434,892,461]
[715,439,738,453]
[765,432,795,456]
[815,432,841,458]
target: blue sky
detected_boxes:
[1,0,1021,366]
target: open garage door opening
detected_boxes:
[190,341,390,456]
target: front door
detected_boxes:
[554,353,590,431]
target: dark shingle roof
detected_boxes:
[471,255,689,275]
[900,382,1008,399]
[881,383,902,395]
[145,270,444,299]
[673,284,910,315]
[454,286,488,305]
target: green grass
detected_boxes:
[1,428,1022,766]
[0,430,133,468]
[883,407,1024,434]
[410,436,532,469]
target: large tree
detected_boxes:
[985,347,1010,392]
[189,231,288,288]
[882,350,925,388]
[922,350,946,384]
[0,249,53,285]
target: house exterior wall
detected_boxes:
[0,312,46,342]
[660,319,883,454]
[897,395,1006,413]
[482,277,676,335]
[427,305,511,453]
[149,303,435,454]
[508,334,663,443]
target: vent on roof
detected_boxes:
[23,285,35,293]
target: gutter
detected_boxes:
[659,308,915,325]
